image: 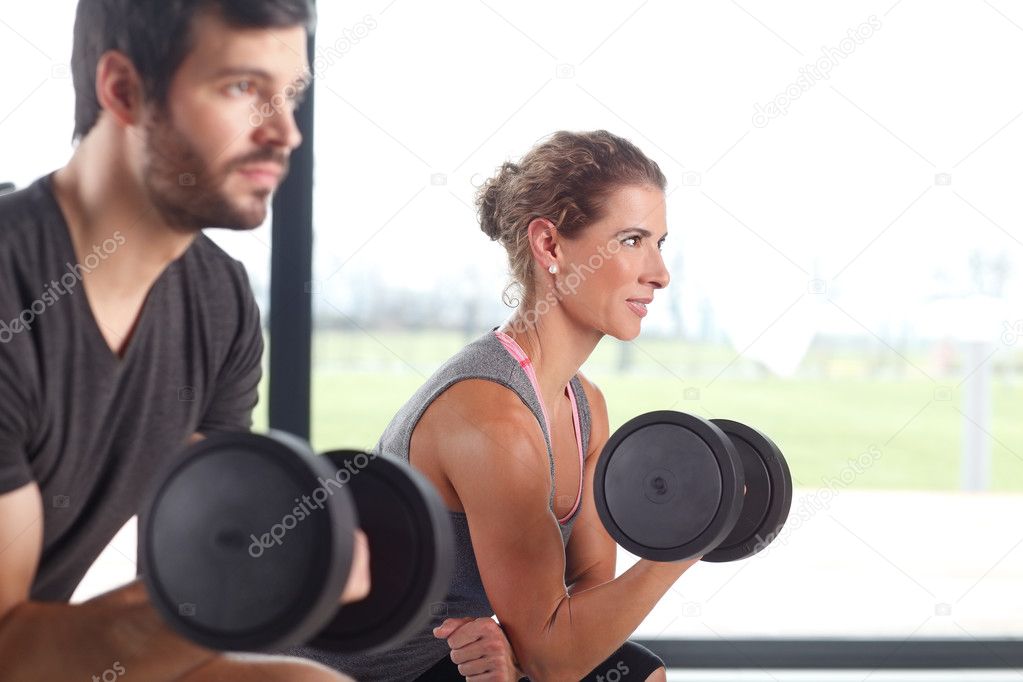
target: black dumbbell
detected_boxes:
[139,431,453,652]
[593,411,792,562]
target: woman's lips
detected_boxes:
[627,300,649,318]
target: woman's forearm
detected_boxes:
[516,558,697,681]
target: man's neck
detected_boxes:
[51,125,198,296]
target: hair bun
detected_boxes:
[476,162,519,241]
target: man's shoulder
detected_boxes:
[0,177,63,303]
[0,176,58,246]
[190,232,243,267]
[181,234,261,340]
[0,176,50,215]
[185,233,252,292]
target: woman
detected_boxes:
[305,130,698,681]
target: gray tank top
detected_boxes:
[294,330,592,681]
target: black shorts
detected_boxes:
[416,639,664,681]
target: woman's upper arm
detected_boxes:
[564,375,616,589]
[420,381,571,662]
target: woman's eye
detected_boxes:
[623,236,640,247]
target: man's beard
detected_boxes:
[142,113,290,232]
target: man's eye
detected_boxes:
[226,81,255,96]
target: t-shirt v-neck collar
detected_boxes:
[40,173,187,366]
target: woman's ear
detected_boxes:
[526,217,559,271]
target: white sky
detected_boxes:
[3,1,1023,373]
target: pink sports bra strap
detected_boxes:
[494,331,584,525]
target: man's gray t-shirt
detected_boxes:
[0,173,263,601]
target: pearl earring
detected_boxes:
[548,264,558,274]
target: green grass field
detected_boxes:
[251,330,1023,493]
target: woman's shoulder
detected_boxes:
[411,378,548,464]
[414,378,549,479]
[423,377,537,434]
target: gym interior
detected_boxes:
[1,1,1021,680]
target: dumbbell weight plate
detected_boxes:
[703,420,792,562]
[140,431,356,651]
[593,411,744,562]
[310,450,455,654]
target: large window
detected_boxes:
[3,0,1021,663]
[311,0,1023,645]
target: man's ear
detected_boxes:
[94,50,146,129]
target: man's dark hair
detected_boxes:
[71,0,315,142]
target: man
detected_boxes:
[0,2,369,679]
